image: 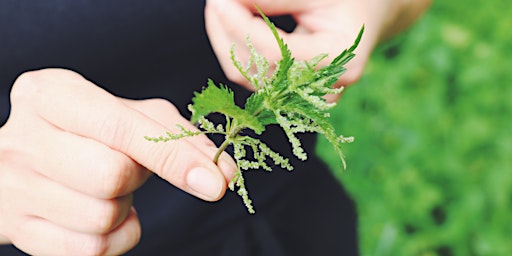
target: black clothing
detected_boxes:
[0,1,358,255]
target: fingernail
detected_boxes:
[187,167,222,200]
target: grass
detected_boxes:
[317,1,512,255]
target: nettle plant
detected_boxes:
[146,10,363,213]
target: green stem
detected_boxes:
[213,120,243,164]
[213,139,231,164]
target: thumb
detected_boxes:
[14,68,234,201]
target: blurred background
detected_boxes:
[317,1,512,255]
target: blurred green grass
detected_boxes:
[317,1,512,255]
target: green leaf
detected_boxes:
[244,93,277,125]
[244,92,264,114]
[149,7,362,214]
[190,79,265,134]
[255,109,278,126]
[330,25,364,67]
[256,6,294,91]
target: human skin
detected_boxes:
[205,0,432,101]
[0,0,430,254]
[0,69,236,255]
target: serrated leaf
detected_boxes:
[150,8,362,214]
[330,26,364,67]
[288,60,316,89]
[256,7,294,89]
[190,79,265,134]
[244,93,264,114]
[244,93,277,126]
[255,109,278,126]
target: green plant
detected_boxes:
[146,9,363,213]
[318,2,512,254]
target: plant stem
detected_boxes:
[213,121,244,164]
[213,139,231,164]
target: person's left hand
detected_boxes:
[205,0,379,101]
[205,0,430,101]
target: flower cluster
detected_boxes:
[146,9,362,213]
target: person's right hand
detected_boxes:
[0,68,236,255]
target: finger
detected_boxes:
[205,1,252,86]
[206,0,368,86]
[206,0,287,88]
[206,0,335,90]
[3,166,133,235]
[122,98,215,146]
[230,0,320,15]
[208,0,351,60]
[10,115,151,199]
[121,98,237,182]
[206,0,283,62]
[10,208,140,256]
[11,69,235,201]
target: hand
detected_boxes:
[0,69,236,255]
[205,0,431,101]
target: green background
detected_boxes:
[317,1,512,255]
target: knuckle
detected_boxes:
[91,201,120,234]
[96,157,130,199]
[10,68,82,104]
[10,70,43,103]
[96,110,136,154]
[78,235,109,256]
[80,211,140,256]
[127,219,142,247]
